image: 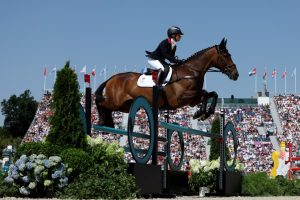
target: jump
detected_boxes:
[95,38,239,127]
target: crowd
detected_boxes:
[274,94,300,155]
[23,92,52,142]
[24,92,283,173]
[221,105,275,173]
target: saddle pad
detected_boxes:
[137,67,172,87]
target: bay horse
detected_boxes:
[95,38,239,127]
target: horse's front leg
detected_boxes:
[192,90,208,120]
[206,91,218,117]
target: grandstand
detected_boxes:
[23,91,300,174]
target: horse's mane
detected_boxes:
[183,45,217,64]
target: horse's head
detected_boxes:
[213,38,239,80]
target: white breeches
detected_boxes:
[147,58,165,71]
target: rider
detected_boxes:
[146,26,184,85]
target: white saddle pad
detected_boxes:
[137,68,173,87]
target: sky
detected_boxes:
[0,0,300,125]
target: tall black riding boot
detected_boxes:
[158,65,170,85]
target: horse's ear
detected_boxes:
[220,38,225,49]
[219,38,227,49]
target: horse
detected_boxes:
[95,38,239,127]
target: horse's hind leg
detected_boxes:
[98,108,114,128]
[95,100,114,128]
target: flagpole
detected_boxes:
[94,66,97,92]
[255,74,257,94]
[295,68,297,94]
[275,68,277,96]
[284,68,287,95]
[44,65,46,94]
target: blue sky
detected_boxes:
[0,1,299,125]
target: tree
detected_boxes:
[209,117,230,161]
[1,90,38,137]
[0,127,22,150]
[46,61,87,149]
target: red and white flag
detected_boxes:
[91,68,96,76]
[43,67,47,77]
[271,69,276,78]
[248,68,256,76]
[282,70,287,79]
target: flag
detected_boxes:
[80,66,87,74]
[84,74,90,83]
[291,68,296,78]
[91,68,96,76]
[263,71,267,80]
[51,67,57,74]
[43,67,46,76]
[271,69,276,78]
[248,68,256,76]
[281,70,287,79]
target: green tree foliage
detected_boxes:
[0,127,22,150]
[209,117,221,161]
[46,61,87,148]
[1,90,38,137]
[209,117,230,161]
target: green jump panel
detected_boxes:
[93,125,166,142]
[159,121,222,139]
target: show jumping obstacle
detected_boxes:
[82,78,239,195]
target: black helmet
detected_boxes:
[167,26,184,37]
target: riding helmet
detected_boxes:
[167,26,184,37]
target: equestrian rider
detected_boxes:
[146,26,184,85]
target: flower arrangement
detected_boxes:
[190,158,244,173]
[189,158,244,193]
[86,135,103,147]
[4,154,72,197]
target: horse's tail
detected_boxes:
[95,79,109,104]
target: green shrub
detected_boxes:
[57,167,136,199]
[88,142,127,172]
[57,142,137,199]
[59,148,92,179]
[0,173,19,197]
[242,172,283,196]
[275,175,300,196]
[15,142,63,160]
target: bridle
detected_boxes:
[208,46,236,75]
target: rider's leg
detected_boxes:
[147,58,168,85]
